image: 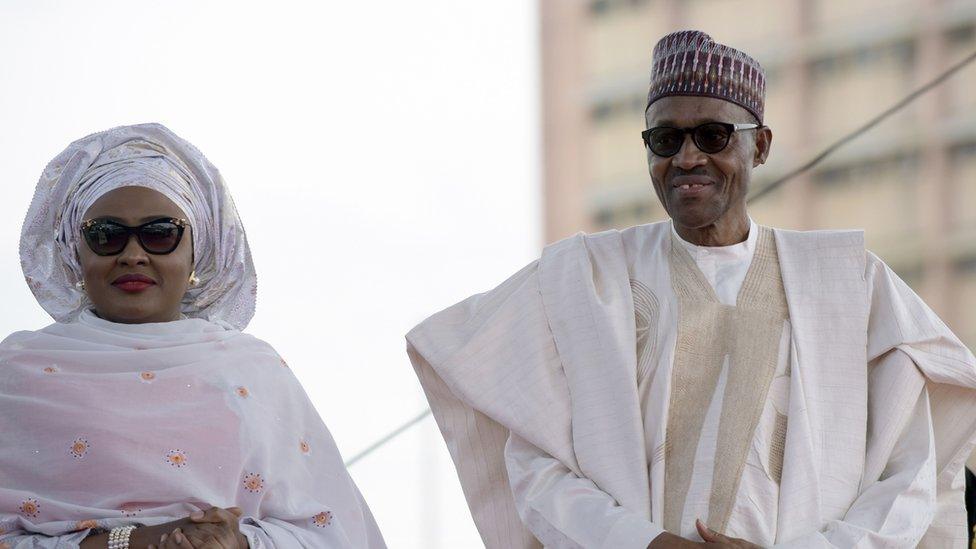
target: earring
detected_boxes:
[75,280,86,292]
[188,271,200,287]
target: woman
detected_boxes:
[0,124,386,548]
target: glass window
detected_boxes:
[589,0,651,17]
[590,197,665,231]
[944,24,976,115]
[590,109,648,185]
[808,39,916,144]
[585,1,669,80]
[812,152,920,248]
[590,0,612,16]
[812,0,915,29]
[953,257,976,350]
[683,0,793,45]
[949,142,976,230]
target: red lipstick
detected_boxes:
[112,274,157,293]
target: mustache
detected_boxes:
[667,167,712,183]
[670,167,709,178]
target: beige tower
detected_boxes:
[540,0,976,348]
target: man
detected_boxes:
[407,31,976,548]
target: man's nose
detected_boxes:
[672,134,707,170]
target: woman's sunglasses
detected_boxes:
[641,122,760,157]
[81,218,188,256]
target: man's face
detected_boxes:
[644,96,772,232]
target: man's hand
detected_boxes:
[696,519,762,548]
[148,507,248,549]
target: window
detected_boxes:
[893,264,923,287]
[953,256,976,350]
[950,141,976,160]
[809,39,915,79]
[589,0,651,17]
[590,0,613,15]
[812,152,919,188]
[958,256,976,273]
[949,141,976,229]
[591,198,663,230]
[945,24,976,48]
[590,93,647,122]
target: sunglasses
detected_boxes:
[81,218,188,256]
[641,122,760,157]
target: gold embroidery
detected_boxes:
[769,411,788,485]
[663,226,789,533]
[632,279,660,385]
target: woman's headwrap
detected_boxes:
[19,123,257,330]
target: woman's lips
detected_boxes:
[111,274,157,293]
[113,281,155,292]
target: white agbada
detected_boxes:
[506,219,797,546]
[1,123,386,548]
[407,221,976,548]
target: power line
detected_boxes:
[344,408,432,467]
[346,47,976,468]
[748,48,976,203]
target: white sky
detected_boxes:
[0,2,540,547]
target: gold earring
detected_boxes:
[188,271,200,286]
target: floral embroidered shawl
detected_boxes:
[0,310,386,548]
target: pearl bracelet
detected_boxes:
[107,525,136,549]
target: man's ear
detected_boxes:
[754,125,773,167]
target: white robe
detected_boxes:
[406,221,976,548]
[505,219,802,547]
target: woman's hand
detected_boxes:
[82,518,191,549]
[647,530,701,548]
[695,519,763,548]
[646,520,764,548]
[148,527,193,549]
[147,506,248,549]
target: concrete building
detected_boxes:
[540,0,976,348]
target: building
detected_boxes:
[540,0,976,348]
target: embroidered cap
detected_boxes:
[646,30,766,123]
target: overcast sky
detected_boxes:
[0,2,540,546]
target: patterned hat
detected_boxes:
[646,30,766,123]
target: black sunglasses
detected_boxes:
[81,218,188,256]
[641,122,760,157]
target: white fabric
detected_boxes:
[20,123,257,330]
[505,220,792,546]
[503,218,781,546]
[655,219,789,544]
[0,310,385,548]
[670,218,757,306]
[406,221,976,549]
[505,432,662,549]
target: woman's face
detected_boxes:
[78,186,194,324]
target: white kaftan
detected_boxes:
[505,219,796,546]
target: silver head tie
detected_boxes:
[20,123,257,330]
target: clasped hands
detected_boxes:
[648,519,763,548]
[145,506,248,549]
